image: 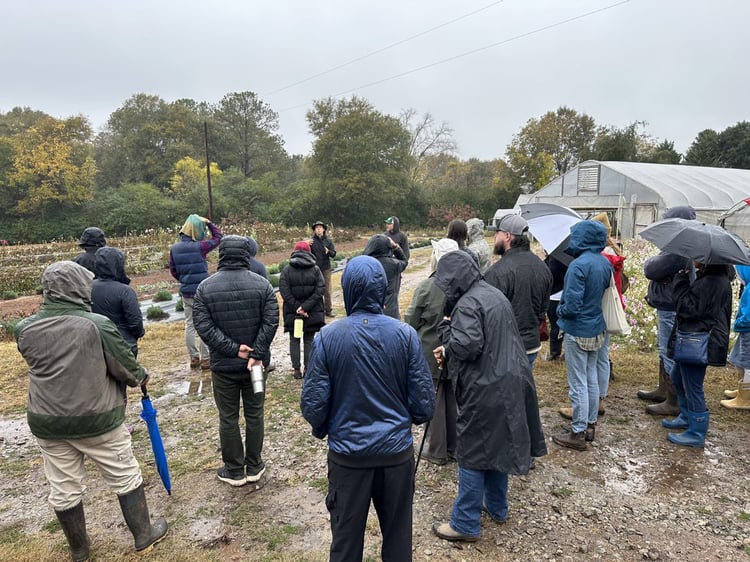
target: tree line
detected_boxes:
[0,95,747,243]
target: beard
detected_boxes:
[493,240,507,256]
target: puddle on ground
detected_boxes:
[165,376,213,396]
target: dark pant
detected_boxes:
[211,370,265,475]
[327,455,415,562]
[289,332,315,370]
[547,300,562,357]
[671,360,708,412]
[323,268,333,314]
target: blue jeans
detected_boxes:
[450,467,508,536]
[563,333,605,433]
[657,310,676,377]
[596,334,610,399]
[527,351,538,369]
[671,361,707,413]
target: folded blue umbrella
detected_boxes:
[140,385,172,495]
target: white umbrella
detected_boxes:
[520,203,582,258]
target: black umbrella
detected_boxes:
[640,218,750,265]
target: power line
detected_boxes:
[279,0,630,113]
[262,0,506,97]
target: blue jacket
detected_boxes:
[301,256,434,466]
[735,265,750,332]
[557,220,612,338]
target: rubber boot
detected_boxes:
[662,393,689,429]
[118,483,168,555]
[645,369,679,416]
[55,502,89,562]
[668,411,708,448]
[721,382,750,409]
[637,359,667,401]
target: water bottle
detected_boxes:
[250,364,264,394]
[293,316,304,339]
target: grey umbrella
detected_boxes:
[639,218,750,265]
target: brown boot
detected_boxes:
[552,430,587,451]
[200,359,211,371]
[637,359,668,401]
[558,404,604,420]
[645,370,679,416]
[584,423,596,442]
[190,356,200,369]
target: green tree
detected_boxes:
[211,91,287,177]
[716,121,750,169]
[506,106,596,189]
[0,107,50,137]
[308,97,413,226]
[7,116,96,217]
[643,140,682,164]
[684,129,720,166]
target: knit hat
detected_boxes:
[294,241,311,253]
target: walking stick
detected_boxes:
[415,376,443,476]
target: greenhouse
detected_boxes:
[516,161,750,240]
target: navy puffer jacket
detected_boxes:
[279,250,325,333]
[193,236,279,373]
[301,256,434,464]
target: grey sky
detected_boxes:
[2,0,747,161]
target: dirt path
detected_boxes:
[2,246,750,561]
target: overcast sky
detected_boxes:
[2,0,747,161]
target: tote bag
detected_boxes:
[602,274,631,336]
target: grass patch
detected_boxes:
[146,305,170,320]
[309,477,328,495]
[152,290,173,302]
[0,522,24,544]
[552,487,574,498]
[2,290,18,300]
[739,511,750,521]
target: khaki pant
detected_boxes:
[183,296,209,359]
[36,424,142,511]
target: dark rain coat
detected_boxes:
[363,234,408,319]
[434,251,546,474]
[669,264,732,367]
[385,216,410,262]
[193,236,279,373]
[279,250,325,333]
[73,227,107,274]
[300,256,434,467]
[310,230,337,272]
[556,221,612,338]
[91,247,144,348]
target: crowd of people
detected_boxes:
[12,208,750,561]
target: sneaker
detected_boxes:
[432,522,479,542]
[247,465,266,483]
[200,359,211,371]
[293,369,303,380]
[190,356,200,369]
[217,467,246,487]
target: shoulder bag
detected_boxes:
[673,330,709,365]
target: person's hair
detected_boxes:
[510,233,530,250]
[446,220,468,247]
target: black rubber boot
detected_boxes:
[637,358,668,402]
[118,483,168,555]
[645,369,680,416]
[55,502,89,562]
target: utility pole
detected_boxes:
[204,121,214,221]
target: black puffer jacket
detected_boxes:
[91,247,144,346]
[669,264,732,367]
[193,236,279,373]
[279,250,325,333]
[385,216,410,262]
[364,234,408,319]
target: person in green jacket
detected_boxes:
[15,261,168,560]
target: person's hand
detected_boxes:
[199,216,210,224]
[238,344,253,359]
[433,346,445,368]
[140,372,151,387]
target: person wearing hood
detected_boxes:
[279,241,325,380]
[310,221,337,317]
[73,226,107,275]
[639,206,697,416]
[91,247,144,359]
[404,238,460,466]
[15,261,168,560]
[553,220,612,451]
[466,218,491,274]
[169,214,222,370]
[193,236,279,487]
[246,236,269,279]
[385,215,410,262]
[301,255,434,562]
[363,234,408,319]
[722,264,750,409]
[431,251,546,542]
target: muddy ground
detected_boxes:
[1,244,750,561]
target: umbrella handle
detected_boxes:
[141,384,148,399]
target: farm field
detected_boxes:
[1,240,749,561]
